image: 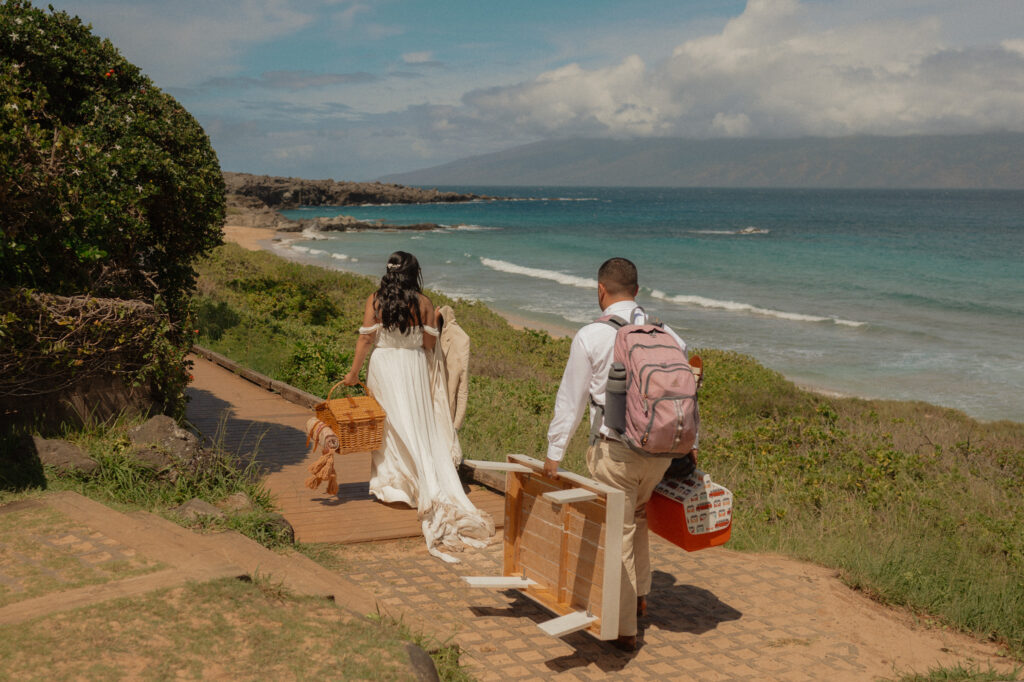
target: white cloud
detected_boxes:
[402,51,434,64]
[712,112,752,137]
[1004,39,1024,57]
[457,0,1024,139]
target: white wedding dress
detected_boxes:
[359,322,494,562]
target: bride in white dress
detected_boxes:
[342,251,494,562]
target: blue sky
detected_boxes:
[47,0,1024,180]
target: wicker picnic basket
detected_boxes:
[314,381,386,454]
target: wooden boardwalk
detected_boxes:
[184,355,504,544]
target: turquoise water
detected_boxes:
[279,187,1024,422]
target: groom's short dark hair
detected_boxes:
[598,257,638,295]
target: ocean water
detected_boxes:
[278,187,1024,423]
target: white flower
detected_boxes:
[111,169,118,177]
[9,32,19,42]
[15,18,23,25]
[136,185,143,193]
[71,168,82,176]
[124,116,132,123]
[113,144,121,150]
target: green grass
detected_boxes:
[192,243,1024,659]
[0,577,431,681]
[0,412,294,549]
[894,662,1022,681]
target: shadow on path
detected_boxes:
[184,387,308,474]
[467,569,742,674]
[646,569,743,634]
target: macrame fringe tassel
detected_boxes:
[305,450,339,495]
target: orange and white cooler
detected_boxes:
[647,469,733,551]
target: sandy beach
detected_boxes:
[222,224,286,252]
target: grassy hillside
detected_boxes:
[194,243,1024,657]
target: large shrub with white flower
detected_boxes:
[0,1,225,420]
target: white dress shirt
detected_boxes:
[545,299,687,462]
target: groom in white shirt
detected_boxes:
[543,257,690,651]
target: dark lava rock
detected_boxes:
[128,416,201,462]
[127,444,175,473]
[404,643,440,682]
[265,512,295,544]
[32,436,99,476]
[223,171,495,209]
[172,498,226,521]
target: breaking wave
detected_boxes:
[479,258,597,290]
[648,290,865,327]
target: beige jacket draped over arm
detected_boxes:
[435,305,470,430]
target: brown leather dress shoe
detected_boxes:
[637,595,647,617]
[612,634,638,652]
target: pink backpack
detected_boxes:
[598,312,699,457]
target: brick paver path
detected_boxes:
[345,537,1012,681]
[184,353,1016,681]
[185,354,504,543]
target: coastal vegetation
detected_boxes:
[194,242,1024,659]
[0,0,225,420]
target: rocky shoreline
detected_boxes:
[223,171,494,209]
[223,171,488,233]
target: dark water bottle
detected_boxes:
[604,362,627,433]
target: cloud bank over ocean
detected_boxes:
[50,0,1024,179]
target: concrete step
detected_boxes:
[42,491,380,617]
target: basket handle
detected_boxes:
[326,380,375,403]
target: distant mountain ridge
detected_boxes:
[379,133,1024,189]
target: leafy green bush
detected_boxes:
[0,0,224,314]
[0,1,225,416]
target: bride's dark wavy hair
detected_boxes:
[375,251,423,333]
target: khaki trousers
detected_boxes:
[587,439,671,637]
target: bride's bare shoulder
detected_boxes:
[417,293,435,324]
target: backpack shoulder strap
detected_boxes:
[596,314,629,330]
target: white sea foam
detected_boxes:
[451,224,499,231]
[290,245,311,254]
[432,286,495,303]
[330,252,349,261]
[690,226,770,235]
[480,258,597,290]
[648,289,865,327]
[307,248,327,256]
[300,227,330,241]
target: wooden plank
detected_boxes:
[462,459,532,473]
[543,488,599,504]
[503,462,524,577]
[508,454,618,497]
[537,611,598,638]
[462,576,537,589]
[599,481,624,640]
